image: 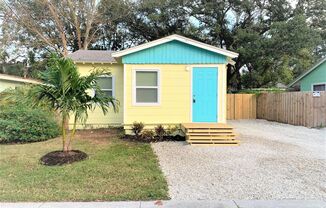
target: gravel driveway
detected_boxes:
[151,119,326,200]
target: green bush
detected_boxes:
[0,105,60,143]
[131,122,144,138]
[155,124,166,140]
[166,125,180,136]
[141,129,155,141]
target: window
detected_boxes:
[97,76,114,97]
[134,70,160,104]
[313,83,326,91]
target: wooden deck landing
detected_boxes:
[181,123,239,146]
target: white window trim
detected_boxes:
[311,82,326,91]
[98,75,115,97]
[132,69,161,106]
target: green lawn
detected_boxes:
[0,130,169,201]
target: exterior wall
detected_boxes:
[122,41,227,64]
[71,63,124,129]
[123,64,227,129]
[218,64,227,123]
[0,80,24,92]
[300,61,326,91]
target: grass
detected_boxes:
[0,129,169,201]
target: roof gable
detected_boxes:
[112,34,238,59]
[121,40,227,64]
[288,57,326,87]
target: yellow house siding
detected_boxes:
[69,62,227,129]
[124,64,191,126]
[218,64,227,123]
[124,64,227,129]
[71,63,124,129]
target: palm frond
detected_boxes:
[29,53,119,125]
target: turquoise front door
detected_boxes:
[192,67,218,122]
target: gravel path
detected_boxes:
[151,119,326,200]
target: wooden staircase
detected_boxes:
[181,123,239,146]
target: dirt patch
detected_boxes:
[40,150,88,166]
[74,128,121,138]
[72,128,122,145]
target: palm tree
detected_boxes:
[31,54,118,152]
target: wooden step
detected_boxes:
[187,141,238,144]
[182,123,232,129]
[186,126,233,130]
[186,126,233,129]
[190,143,240,146]
[187,133,236,137]
[186,132,234,135]
[186,129,233,133]
[188,139,240,143]
[186,133,236,136]
[187,136,236,140]
[187,139,237,143]
[181,123,239,146]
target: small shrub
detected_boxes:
[155,124,166,140]
[166,125,180,136]
[0,105,60,143]
[141,129,155,142]
[131,122,144,138]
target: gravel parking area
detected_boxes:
[151,119,326,200]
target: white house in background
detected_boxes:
[0,74,41,92]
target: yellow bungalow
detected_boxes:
[69,35,239,145]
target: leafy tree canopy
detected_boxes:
[1,0,324,89]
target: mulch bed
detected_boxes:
[40,150,88,166]
[122,135,185,143]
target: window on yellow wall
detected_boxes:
[134,70,160,105]
[97,76,114,97]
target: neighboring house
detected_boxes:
[288,57,326,91]
[68,35,238,134]
[0,74,41,92]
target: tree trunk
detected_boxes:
[67,0,82,50]
[62,116,67,152]
[47,1,69,56]
[61,114,70,152]
[235,69,242,90]
[226,63,233,90]
[66,115,78,152]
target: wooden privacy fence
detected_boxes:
[227,94,257,119]
[257,92,326,128]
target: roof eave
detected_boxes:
[287,57,326,88]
